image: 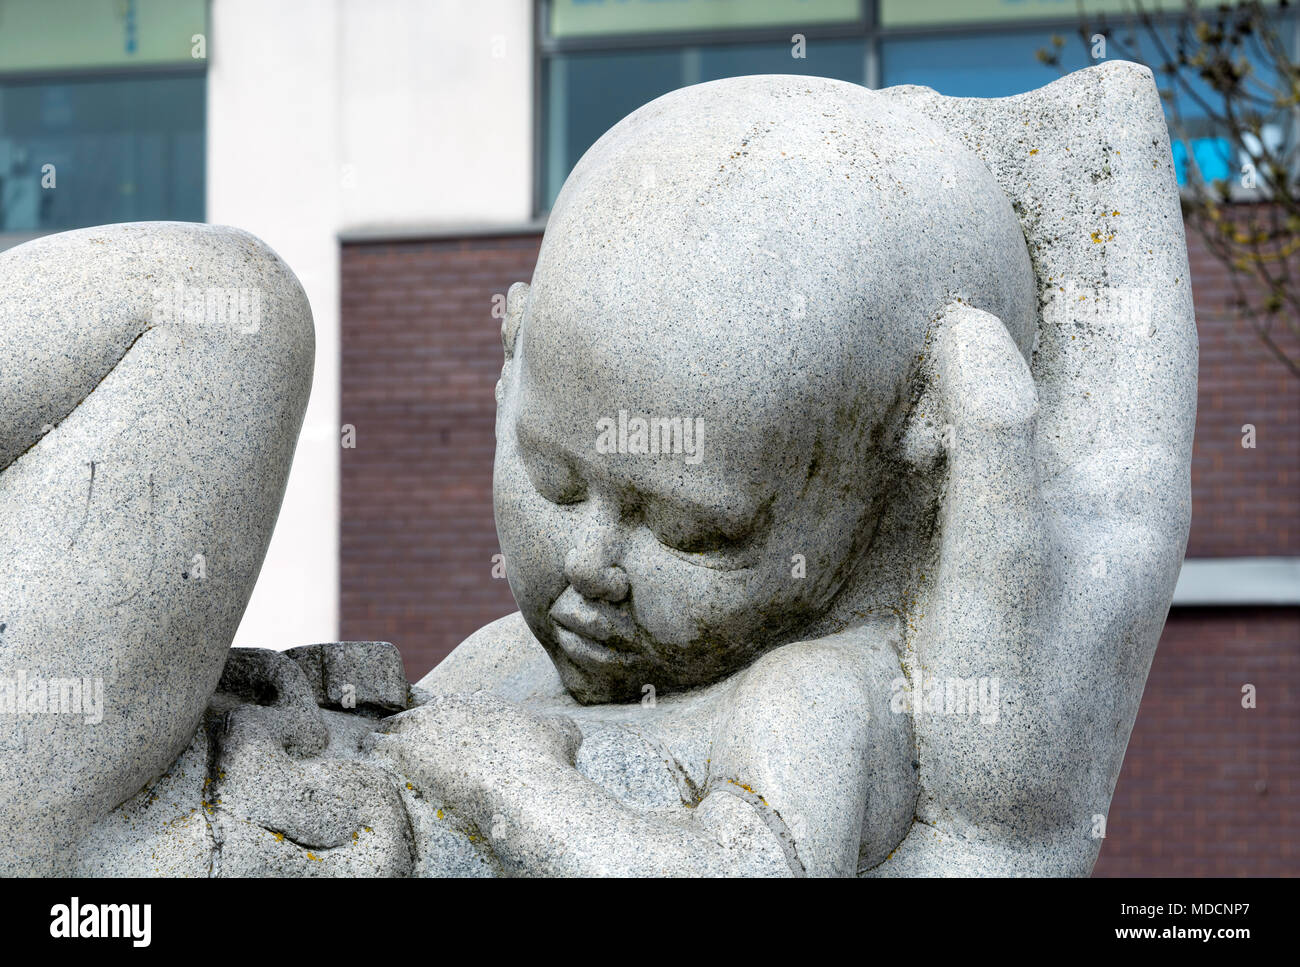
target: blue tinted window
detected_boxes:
[881,25,1292,187]
[543,48,682,208]
[0,73,204,232]
[1173,138,1234,185]
[698,39,864,84]
[881,30,1092,97]
[1122,19,1293,187]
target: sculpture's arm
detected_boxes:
[869,302,1067,876]
[375,638,905,878]
[872,300,1190,876]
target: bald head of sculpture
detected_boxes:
[493,75,1037,703]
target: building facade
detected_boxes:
[2,0,1296,875]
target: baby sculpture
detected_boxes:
[377,63,1195,878]
[0,61,1196,877]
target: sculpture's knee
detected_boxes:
[0,222,314,875]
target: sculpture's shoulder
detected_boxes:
[710,624,917,875]
[416,611,564,704]
[720,626,905,761]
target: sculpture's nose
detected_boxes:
[564,510,630,603]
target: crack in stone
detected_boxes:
[0,324,153,479]
[713,779,806,877]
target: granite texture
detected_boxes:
[0,222,314,875]
[13,60,1195,877]
[77,642,500,878]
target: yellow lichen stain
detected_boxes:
[273,831,285,842]
[726,778,769,805]
[1029,148,1038,156]
[306,851,323,862]
[436,809,445,820]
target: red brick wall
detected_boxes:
[1185,223,1300,557]
[340,235,539,680]
[340,224,1299,876]
[1095,608,1300,877]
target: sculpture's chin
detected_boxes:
[549,649,646,706]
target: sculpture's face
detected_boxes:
[497,313,901,702]
[492,76,1036,704]
[494,305,894,704]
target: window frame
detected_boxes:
[0,53,207,243]
[533,0,1294,217]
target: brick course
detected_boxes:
[340,235,538,680]
[1183,219,1299,558]
[1094,608,1299,876]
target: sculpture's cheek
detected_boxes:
[493,475,567,621]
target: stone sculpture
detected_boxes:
[0,223,314,876]
[0,60,1195,877]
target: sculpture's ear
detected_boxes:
[898,301,965,475]
[502,281,529,362]
[496,281,529,407]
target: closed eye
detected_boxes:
[530,462,587,505]
[519,448,586,506]
[646,517,757,571]
[658,540,756,572]
[513,418,589,506]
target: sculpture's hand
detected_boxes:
[876,301,1059,874]
[376,692,583,808]
[373,692,795,876]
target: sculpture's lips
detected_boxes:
[549,595,640,667]
[552,624,635,669]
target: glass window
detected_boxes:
[881,30,1093,98]
[543,38,866,209]
[878,0,1227,30]
[0,72,204,232]
[550,0,862,39]
[543,48,682,209]
[0,0,207,73]
[1117,17,1295,188]
[540,5,1295,207]
[699,38,864,83]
